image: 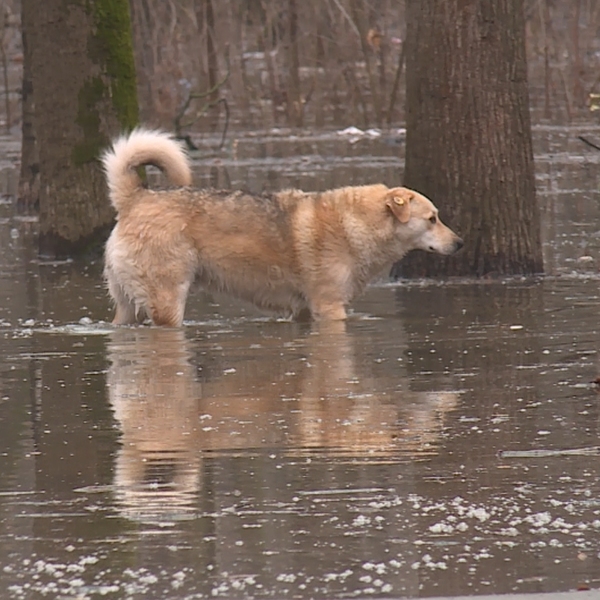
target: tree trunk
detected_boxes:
[128,0,155,124]
[285,0,303,127]
[20,0,138,257]
[18,0,39,213]
[394,0,543,278]
[349,0,382,127]
[195,0,220,131]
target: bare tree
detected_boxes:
[394,0,543,278]
[284,0,303,126]
[20,0,138,256]
[0,4,11,134]
[6,1,600,134]
[195,0,220,131]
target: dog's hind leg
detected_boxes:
[147,281,190,327]
[112,300,137,325]
[107,279,141,325]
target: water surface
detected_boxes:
[0,126,599,599]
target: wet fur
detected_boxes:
[102,128,463,326]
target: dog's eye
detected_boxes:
[429,215,437,224]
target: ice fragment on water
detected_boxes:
[429,521,454,533]
[466,507,490,522]
[525,511,552,528]
[352,514,371,527]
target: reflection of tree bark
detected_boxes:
[396,282,547,462]
[106,323,459,524]
[295,321,458,457]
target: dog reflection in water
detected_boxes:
[290,322,458,456]
[107,328,201,523]
[107,325,458,522]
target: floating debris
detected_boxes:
[499,447,600,459]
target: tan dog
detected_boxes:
[102,129,463,326]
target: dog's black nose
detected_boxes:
[455,238,464,251]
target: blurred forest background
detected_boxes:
[1,0,599,135]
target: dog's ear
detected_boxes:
[386,188,413,223]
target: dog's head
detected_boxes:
[385,187,463,255]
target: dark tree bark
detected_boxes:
[393,0,543,278]
[20,0,138,257]
[17,0,38,213]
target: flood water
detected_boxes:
[0,126,600,599]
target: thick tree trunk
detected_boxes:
[394,0,543,278]
[21,0,138,257]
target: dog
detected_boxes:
[102,128,463,326]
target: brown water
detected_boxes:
[0,126,599,599]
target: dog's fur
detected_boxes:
[102,128,463,326]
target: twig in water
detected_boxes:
[578,135,600,151]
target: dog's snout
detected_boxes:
[454,237,464,252]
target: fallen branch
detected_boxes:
[499,446,600,459]
[578,135,600,151]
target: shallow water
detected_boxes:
[1,126,600,599]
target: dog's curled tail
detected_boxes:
[102,128,192,214]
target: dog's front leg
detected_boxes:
[308,264,353,321]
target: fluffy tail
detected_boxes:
[102,128,192,214]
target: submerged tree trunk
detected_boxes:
[21,0,138,257]
[394,0,543,278]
